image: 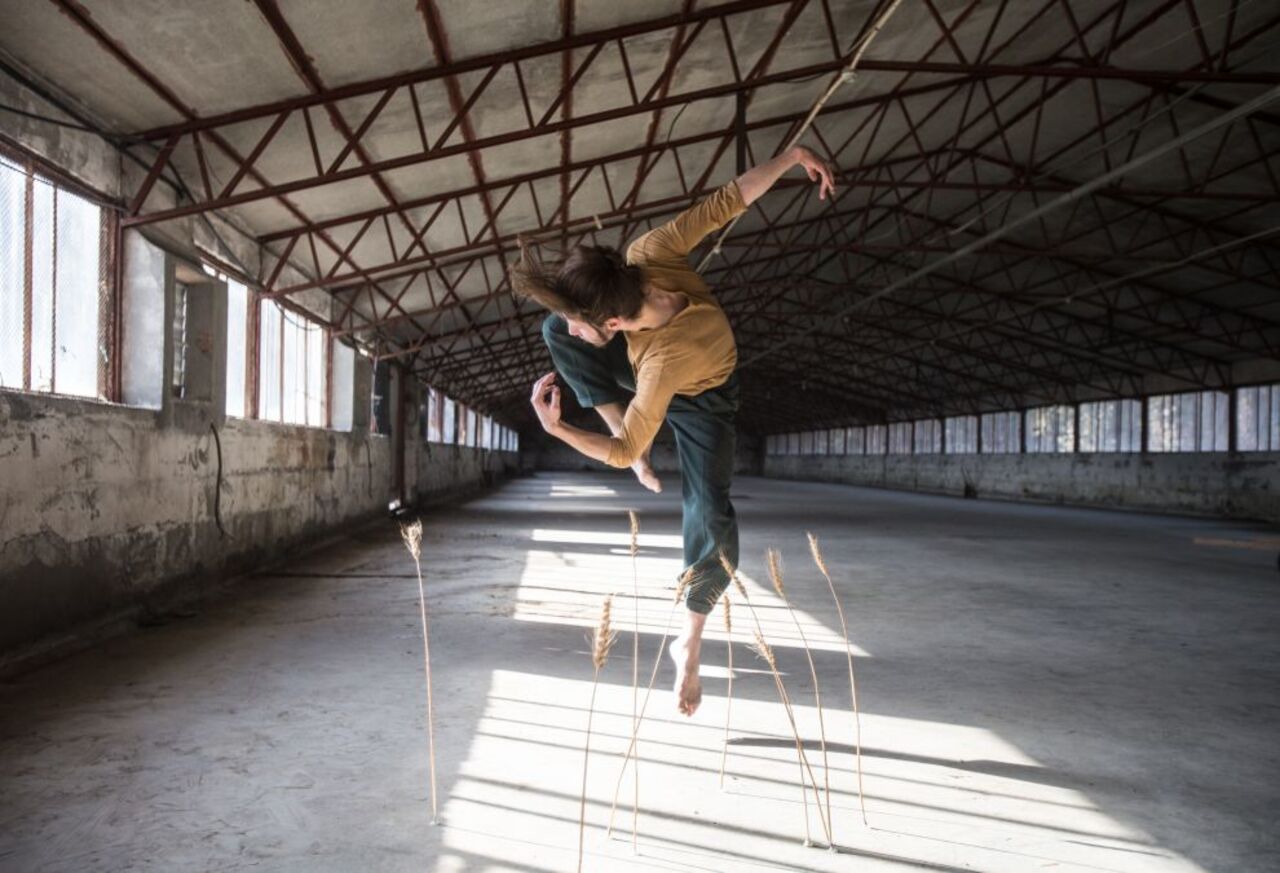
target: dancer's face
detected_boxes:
[563,315,615,347]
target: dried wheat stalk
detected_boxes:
[768,548,834,843]
[579,595,617,873]
[718,550,832,847]
[605,568,693,839]
[719,593,733,789]
[628,511,641,851]
[399,519,439,825]
[809,532,868,826]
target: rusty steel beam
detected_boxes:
[254,80,964,247]
[119,53,1280,227]
[250,0,438,338]
[133,0,799,140]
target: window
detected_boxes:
[866,424,887,455]
[258,298,327,426]
[1236,384,1279,452]
[455,403,467,445]
[259,301,281,421]
[1026,405,1075,453]
[442,395,457,443]
[830,427,846,454]
[425,388,443,442]
[945,416,978,454]
[914,419,942,454]
[1078,399,1141,452]
[888,422,912,454]
[799,431,814,455]
[981,411,1021,453]
[171,281,189,398]
[1148,390,1228,452]
[331,340,355,431]
[201,264,252,417]
[0,155,110,398]
[225,276,249,416]
[846,426,865,455]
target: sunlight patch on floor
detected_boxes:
[429,669,1211,873]
[548,483,620,498]
[517,527,870,656]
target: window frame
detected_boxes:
[1,144,117,401]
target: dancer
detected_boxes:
[515,145,836,716]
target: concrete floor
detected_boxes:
[2,472,1278,873]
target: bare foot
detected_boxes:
[632,457,662,493]
[669,637,702,716]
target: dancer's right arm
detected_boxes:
[593,401,625,438]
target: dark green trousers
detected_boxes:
[542,314,738,614]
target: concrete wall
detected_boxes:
[0,386,517,672]
[763,452,1280,523]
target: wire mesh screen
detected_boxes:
[0,152,113,399]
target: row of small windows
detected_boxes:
[0,151,520,450]
[767,388,1280,456]
[421,386,519,452]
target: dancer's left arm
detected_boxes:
[627,146,838,263]
[530,370,673,468]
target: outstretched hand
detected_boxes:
[530,372,562,433]
[795,145,837,200]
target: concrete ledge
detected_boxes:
[763,452,1280,524]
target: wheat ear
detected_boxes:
[628,511,641,851]
[719,550,832,847]
[718,593,733,789]
[606,568,693,839]
[400,519,439,825]
[809,532,867,826]
[769,548,834,844]
[579,595,617,873]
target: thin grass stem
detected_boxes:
[720,551,832,847]
[400,519,439,825]
[605,569,692,839]
[808,532,868,826]
[768,548,834,841]
[719,593,733,790]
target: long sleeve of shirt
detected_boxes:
[603,355,677,468]
[626,180,746,268]
[603,181,747,469]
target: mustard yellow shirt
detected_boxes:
[604,180,747,468]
